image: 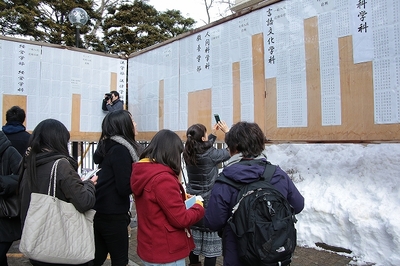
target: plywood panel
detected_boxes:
[2,95,27,126]
[72,132,101,142]
[265,78,277,139]
[339,36,374,137]
[188,89,213,138]
[305,16,322,131]
[232,62,241,123]
[159,80,164,130]
[339,36,400,141]
[110,72,117,91]
[137,131,186,142]
[70,94,81,141]
[252,33,266,131]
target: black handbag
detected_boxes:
[0,148,20,219]
[0,194,19,218]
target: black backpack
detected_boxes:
[217,159,297,266]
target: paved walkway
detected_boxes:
[7,224,354,266]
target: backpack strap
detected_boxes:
[261,162,276,183]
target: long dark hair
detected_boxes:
[183,124,212,166]
[21,119,75,182]
[225,121,266,158]
[98,110,141,155]
[140,129,183,176]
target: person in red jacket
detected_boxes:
[131,129,204,266]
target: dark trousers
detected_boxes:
[0,241,13,266]
[189,251,217,266]
[93,213,130,266]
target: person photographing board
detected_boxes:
[102,91,124,112]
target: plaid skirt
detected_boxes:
[191,229,222,257]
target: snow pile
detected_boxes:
[265,143,400,266]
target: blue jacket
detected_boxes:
[204,157,304,266]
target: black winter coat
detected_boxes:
[93,139,135,214]
[0,131,22,242]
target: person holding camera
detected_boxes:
[102,91,124,112]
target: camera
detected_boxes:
[104,93,112,101]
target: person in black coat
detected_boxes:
[92,110,141,266]
[2,106,31,156]
[0,131,22,266]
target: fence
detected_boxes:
[69,140,152,175]
[70,140,227,178]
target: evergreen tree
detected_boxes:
[0,0,41,37]
[0,0,195,53]
[102,0,195,54]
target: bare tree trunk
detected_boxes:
[90,0,121,36]
[203,0,214,24]
[202,0,235,25]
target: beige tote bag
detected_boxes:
[19,159,96,264]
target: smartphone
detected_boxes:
[214,114,221,123]
[81,168,101,181]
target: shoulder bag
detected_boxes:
[19,159,96,264]
[0,147,20,218]
[0,194,19,218]
[0,175,20,218]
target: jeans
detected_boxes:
[141,258,185,266]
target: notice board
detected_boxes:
[0,36,127,141]
[128,0,400,142]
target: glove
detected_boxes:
[195,200,204,207]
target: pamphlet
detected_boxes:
[185,195,204,209]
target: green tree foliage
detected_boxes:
[158,10,196,39]
[102,0,196,54]
[0,0,98,48]
[0,0,41,37]
[0,0,196,54]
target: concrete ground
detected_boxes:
[7,223,354,266]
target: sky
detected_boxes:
[148,0,225,28]
[257,143,400,266]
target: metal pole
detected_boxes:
[75,27,80,47]
[72,26,80,161]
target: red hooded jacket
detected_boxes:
[130,160,204,263]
